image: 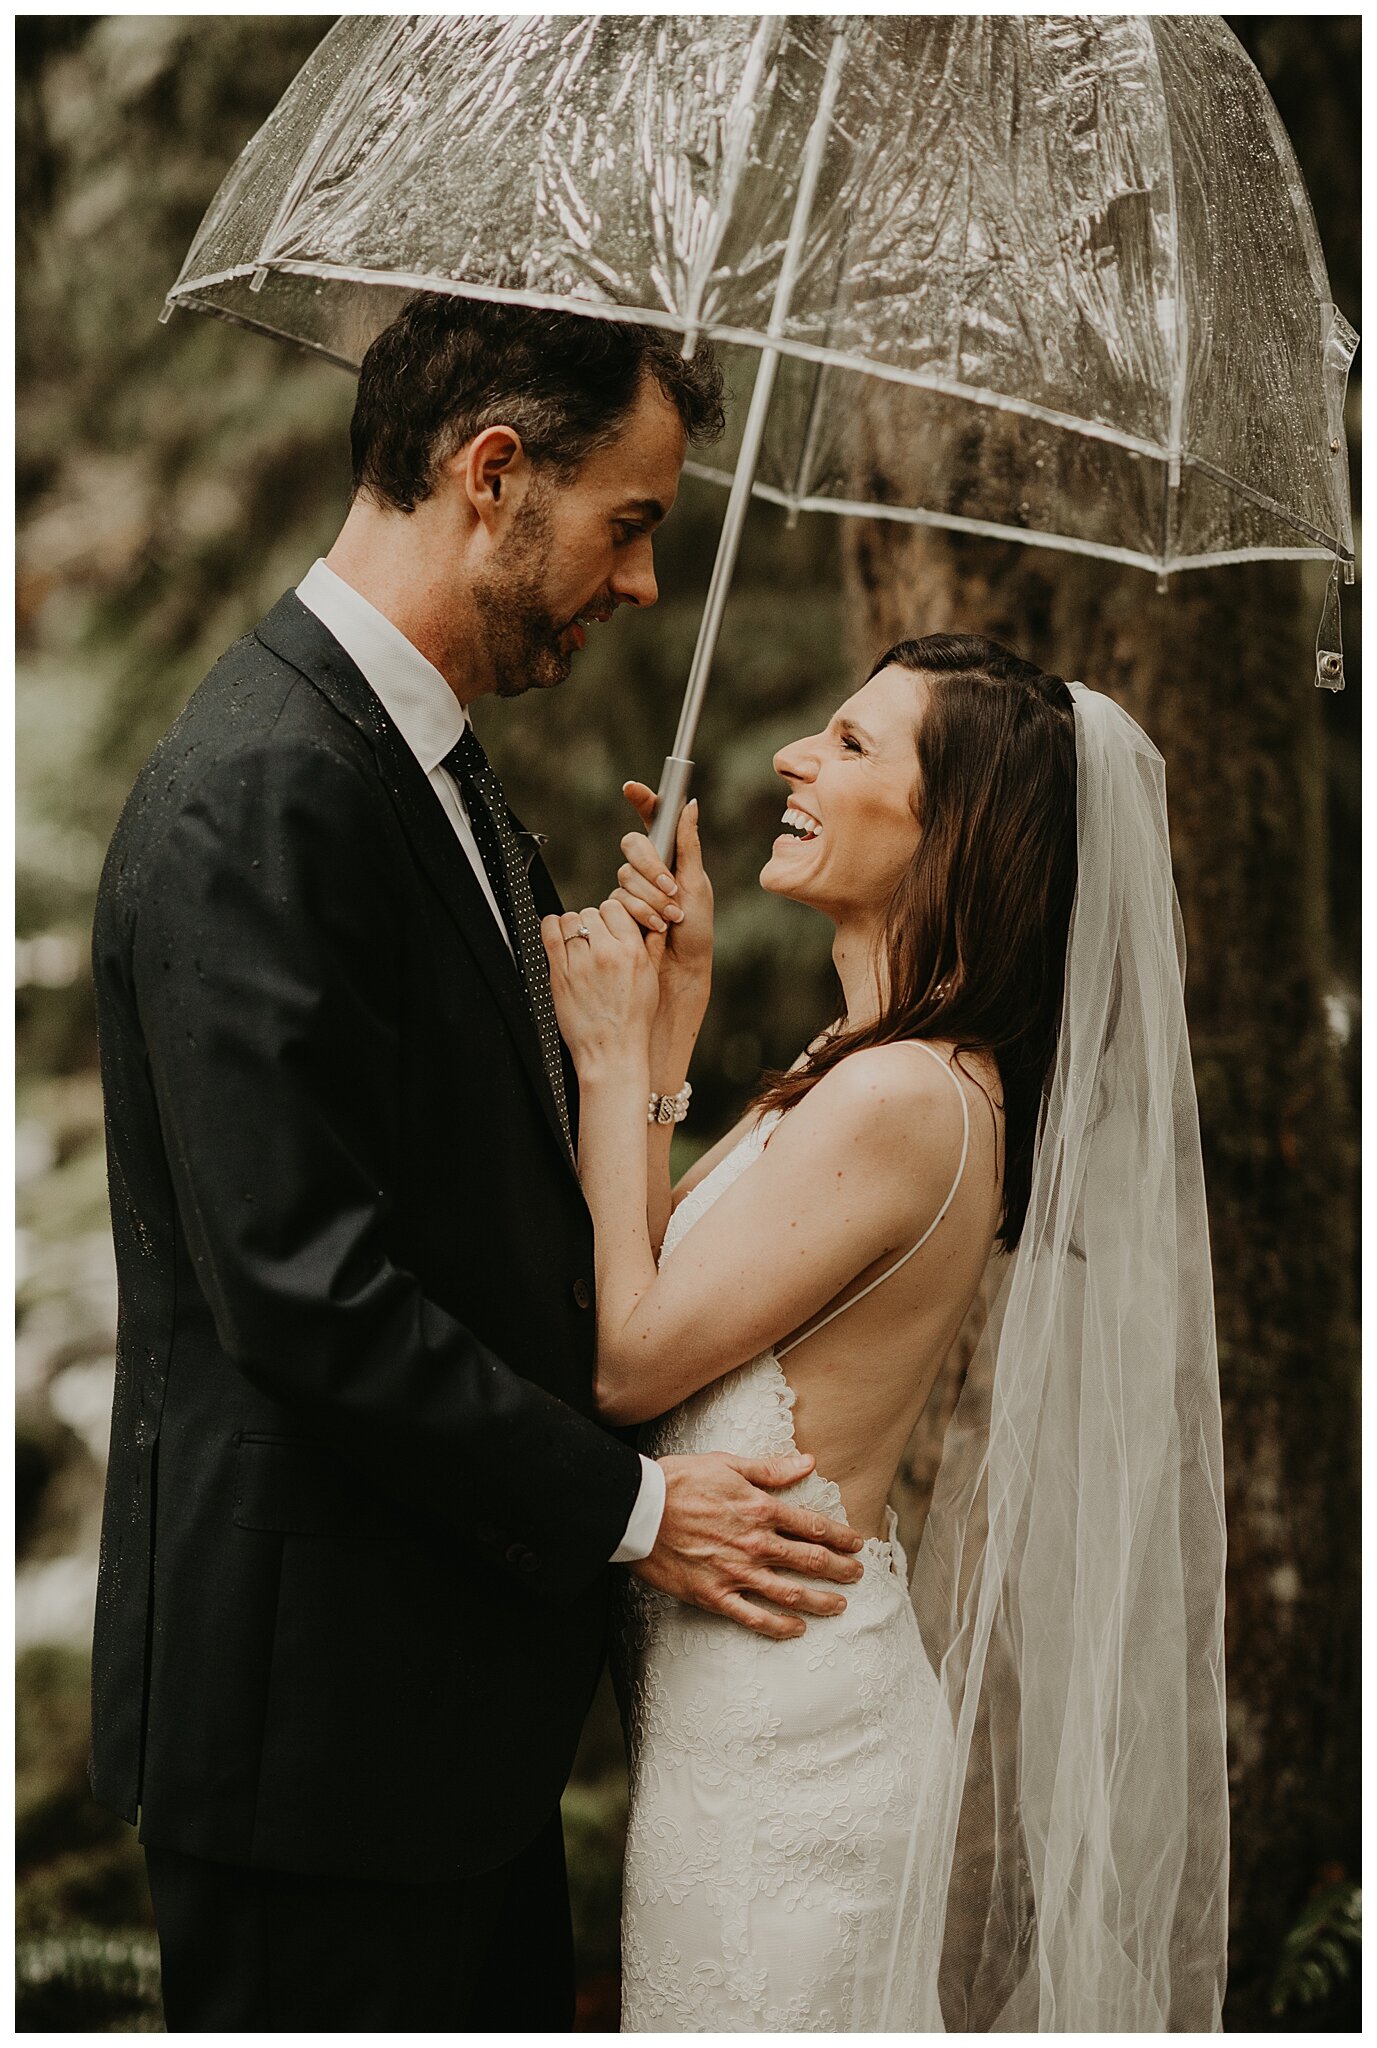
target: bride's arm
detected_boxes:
[644,995,705,1256]
[585,1041,963,1424]
[605,792,714,1255]
[544,909,965,1429]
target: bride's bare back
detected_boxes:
[774,1047,1004,1539]
[660,1039,1005,1543]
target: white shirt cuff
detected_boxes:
[610,1454,666,1564]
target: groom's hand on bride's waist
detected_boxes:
[628,1451,865,1639]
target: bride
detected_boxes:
[542,634,1229,2033]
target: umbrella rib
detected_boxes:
[254,17,413,271]
[163,291,362,373]
[1141,20,1189,572]
[1177,456,1354,557]
[682,468,1351,573]
[677,16,782,341]
[782,172,864,516]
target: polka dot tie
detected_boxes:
[445,726,572,1156]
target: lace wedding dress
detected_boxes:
[617,1048,968,2032]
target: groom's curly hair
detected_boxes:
[752,636,1078,1254]
[350,293,725,513]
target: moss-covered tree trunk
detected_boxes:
[845,517,1359,2030]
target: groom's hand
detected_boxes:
[629,1450,865,1639]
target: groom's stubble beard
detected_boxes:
[471,479,575,700]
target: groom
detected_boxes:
[89,294,865,2031]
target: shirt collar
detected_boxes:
[295,558,468,773]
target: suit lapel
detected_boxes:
[254,593,580,1182]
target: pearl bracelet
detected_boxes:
[648,1081,692,1126]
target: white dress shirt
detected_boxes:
[296,559,666,1565]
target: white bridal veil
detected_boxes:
[881,682,1230,2030]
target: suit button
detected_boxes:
[572,1278,593,1310]
[506,1543,540,1573]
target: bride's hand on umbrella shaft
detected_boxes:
[613,786,712,1021]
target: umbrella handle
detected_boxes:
[649,755,695,865]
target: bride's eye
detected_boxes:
[841,734,864,755]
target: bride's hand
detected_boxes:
[611,788,712,1021]
[541,897,660,1072]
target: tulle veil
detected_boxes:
[878,682,1229,2030]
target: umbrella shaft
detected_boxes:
[670,343,785,763]
[666,25,851,773]
[651,346,783,862]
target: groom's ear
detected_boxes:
[457,425,525,532]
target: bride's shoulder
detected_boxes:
[777,1041,965,1155]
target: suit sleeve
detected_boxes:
[131,734,643,1602]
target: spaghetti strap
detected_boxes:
[776,1043,972,1361]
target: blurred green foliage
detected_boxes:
[1268,1880,1362,2022]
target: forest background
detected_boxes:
[15,14,1361,2033]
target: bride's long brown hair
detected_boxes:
[751,635,1077,1252]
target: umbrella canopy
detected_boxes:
[166,13,1358,842]
[169,13,1355,579]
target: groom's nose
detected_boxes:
[611,535,659,609]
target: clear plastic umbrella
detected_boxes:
[166,13,1359,853]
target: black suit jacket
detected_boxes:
[89,592,644,1882]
